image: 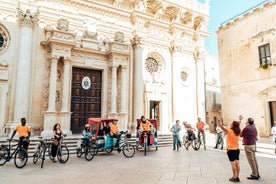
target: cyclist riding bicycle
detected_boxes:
[138,115,153,146]
[82,124,93,146]
[196,117,206,150]
[10,117,31,151]
[110,119,122,152]
[183,121,196,148]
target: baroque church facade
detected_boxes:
[0,0,210,136]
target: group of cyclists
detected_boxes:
[8,118,68,163]
[171,117,207,150]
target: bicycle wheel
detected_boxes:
[183,139,189,150]
[40,145,47,169]
[14,148,28,168]
[144,136,147,156]
[192,139,200,151]
[33,144,42,164]
[57,145,69,164]
[122,144,135,158]
[85,146,95,161]
[0,146,8,166]
[76,148,82,158]
[48,144,53,160]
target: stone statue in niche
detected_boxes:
[114,31,124,43]
[57,18,69,31]
[98,37,111,52]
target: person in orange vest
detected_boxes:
[196,117,206,150]
[110,119,121,152]
[10,118,31,151]
[138,115,153,146]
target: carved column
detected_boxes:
[110,65,118,113]
[13,9,39,122]
[120,66,127,113]
[194,48,206,120]
[48,57,58,112]
[0,62,9,135]
[61,58,71,112]
[132,35,144,123]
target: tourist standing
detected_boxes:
[271,121,276,154]
[170,120,181,151]
[240,118,260,180]
[218,119,241,183]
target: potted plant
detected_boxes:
[261,61,268,69]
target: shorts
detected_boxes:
[227,149,240,162]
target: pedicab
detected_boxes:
[86,118,135,158]
[136,119,158,156]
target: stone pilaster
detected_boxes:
[120,65,127,113]
[194,48,206,121]
[61,58,71,112]
[110,65,118,113]
[13,9,39,122]
[47,57,58,112]
[131,34,144,125]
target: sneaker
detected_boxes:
[117,148,121,153]
[229,177,240,182]
[247,175,259,180]
[251,174,260,179]
[52,159,57,163]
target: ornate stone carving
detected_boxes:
[83,30,98,40]
[181,71,188,81]
[180,12,193,25]
[114,31,124,43]
[145,57,159,73]
[145,53,164,82]
[0,23,10,53]
[97,37,111,52]
[57,18,69,32]
[17,8,39,28]
[131,34,141,48]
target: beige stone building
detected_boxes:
[217,1,276,136]
[204,53,221,133]
[0,0,210,136]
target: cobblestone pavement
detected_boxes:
[0,145,276,184]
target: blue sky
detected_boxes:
[199,0,272,56]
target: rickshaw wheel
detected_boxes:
[122,144,135,158]
[76,148,82,158]
[105,148,113,153]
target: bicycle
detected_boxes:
[76,138,96,161]
[0,139,28,168]
[117,131,135,158]
[48,136,69,163]
[33,137,53,168]
[183,133,200,151]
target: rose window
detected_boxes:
[181,71,188,81]
[145,57,159,73]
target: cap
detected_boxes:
[85,124,90,128]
